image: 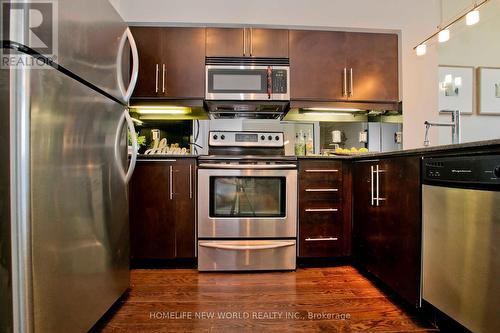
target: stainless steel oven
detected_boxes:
[198,162,297,238]
[197,131,297,271]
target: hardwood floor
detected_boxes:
[96,266,437,333]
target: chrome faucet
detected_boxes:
[424,110,461,146]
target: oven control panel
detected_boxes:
[209,131,284,147]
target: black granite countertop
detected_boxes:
[297,139,500,160]
[133,139,500,161]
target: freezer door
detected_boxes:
[28,66,130,333]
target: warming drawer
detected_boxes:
[197,240,296,271]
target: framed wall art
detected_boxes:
[478,67,500,115]
[438,65,474,115]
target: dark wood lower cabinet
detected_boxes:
[129,159,196,260]
[298,159,352,258]
[352,156,421,307]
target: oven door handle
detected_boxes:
[198,241,295,251]
[198,163,297,169]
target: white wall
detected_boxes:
[113,0,441,148]
[437,0,500,144]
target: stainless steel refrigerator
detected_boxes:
[0,0,139,332]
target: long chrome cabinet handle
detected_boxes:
[199,241,295,251]
[343,67,348,97]
[243,28,246,56]
[349,68,353,97]
[189,164,193,199]
[376,165,386,206]
[169,165,173,200]
[376,164,380,206]
[305,237,338,242]
[155,64,159,93]
[162,64,166,94]
[304,169,339,173]
[250,28,253,56]
[371,165,375,206]
[305,188,338,192]
[137,159,177,162]
[305,208,339,212]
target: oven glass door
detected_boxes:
[210,176,286,218]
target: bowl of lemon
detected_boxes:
[334,147,369,155]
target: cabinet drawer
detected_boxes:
[299,161,343,185]
[299,236,344,257]
[300,204,342,220]
[299,216,344,258]
[300,187,342,203]
[300,204,343,231]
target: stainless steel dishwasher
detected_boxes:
[422,154,500,333]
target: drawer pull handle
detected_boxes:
[305,169,339,173]
[305,237,338,242]
[305,208,339,212]
[199,241,295,251]
[305,188,338,192]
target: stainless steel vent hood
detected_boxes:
[204,100,290,119]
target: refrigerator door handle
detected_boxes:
[117,28,139,103]
[115,110,138,184]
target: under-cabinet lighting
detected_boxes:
[304,107,364,112]
[134,106,191,115]
[305,112,354,117]
[466,10,480,25]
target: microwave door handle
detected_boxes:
[267,66,272,99]
[243,28,246,56]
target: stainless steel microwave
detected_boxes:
[205,65,290,100]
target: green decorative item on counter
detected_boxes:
[128,131,146,147]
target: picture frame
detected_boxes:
[477,67,500,115]
[438,65,474,115]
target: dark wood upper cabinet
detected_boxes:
[206,28,288,58]
[290,30,399,102]
[130,27,163,98]
[353,157,421,307]
[130,27,205,99]
[249,28,288,58]
[206,28,245,57]
[129,159,196,261]
[290,30,348,100]
[162,28,206,99]
[346,32,399,102]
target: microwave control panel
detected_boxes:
[272,70,288,94]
